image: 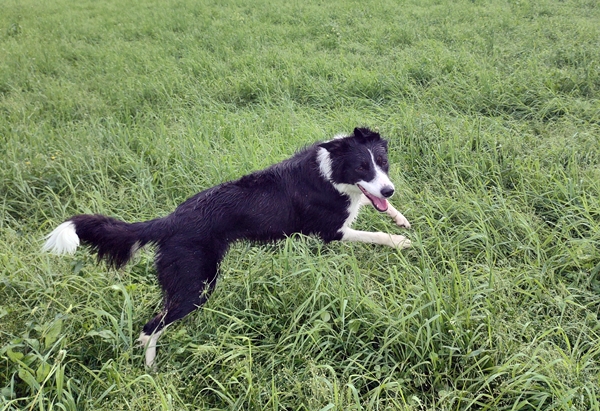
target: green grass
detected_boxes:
[1,0,600,409]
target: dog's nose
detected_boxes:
[380,186,395,198]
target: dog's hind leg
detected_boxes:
[138,243,224,367]
[138,287,215,368]
[137,327,164,368]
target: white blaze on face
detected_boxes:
[317,146,394,212]
[356,150,394,212]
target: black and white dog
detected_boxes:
[43,127,411,366]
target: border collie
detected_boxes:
[43,127,411,366]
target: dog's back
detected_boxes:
[170,144,350,244]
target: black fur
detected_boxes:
[64,128,390,338]
[320,128,390,188]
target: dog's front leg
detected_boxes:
[385,203,411,229]
[359,195,410,229]
[341,228,411,249]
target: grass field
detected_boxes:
[1,0,600,409]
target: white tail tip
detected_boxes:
[42,221,80,255]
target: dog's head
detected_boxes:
[317,127,394,212]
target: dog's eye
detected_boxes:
[356,163,368,172]
[377,156,388,166]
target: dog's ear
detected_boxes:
[353,127,367,139]
[319,138,348,154]
[353,127,380,142]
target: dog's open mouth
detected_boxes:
[358,184,388,212]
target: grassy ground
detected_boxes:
[1,0,600,409]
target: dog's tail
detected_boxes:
[42,214,162,268]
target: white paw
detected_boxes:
[390,235,411,249]
[394,214,411,229]
[137,333,149,348]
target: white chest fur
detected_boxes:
[342,192,364,229]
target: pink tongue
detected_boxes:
[358,185,388,212]
[369,195,388,212]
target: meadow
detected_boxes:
[1,0,600,409]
